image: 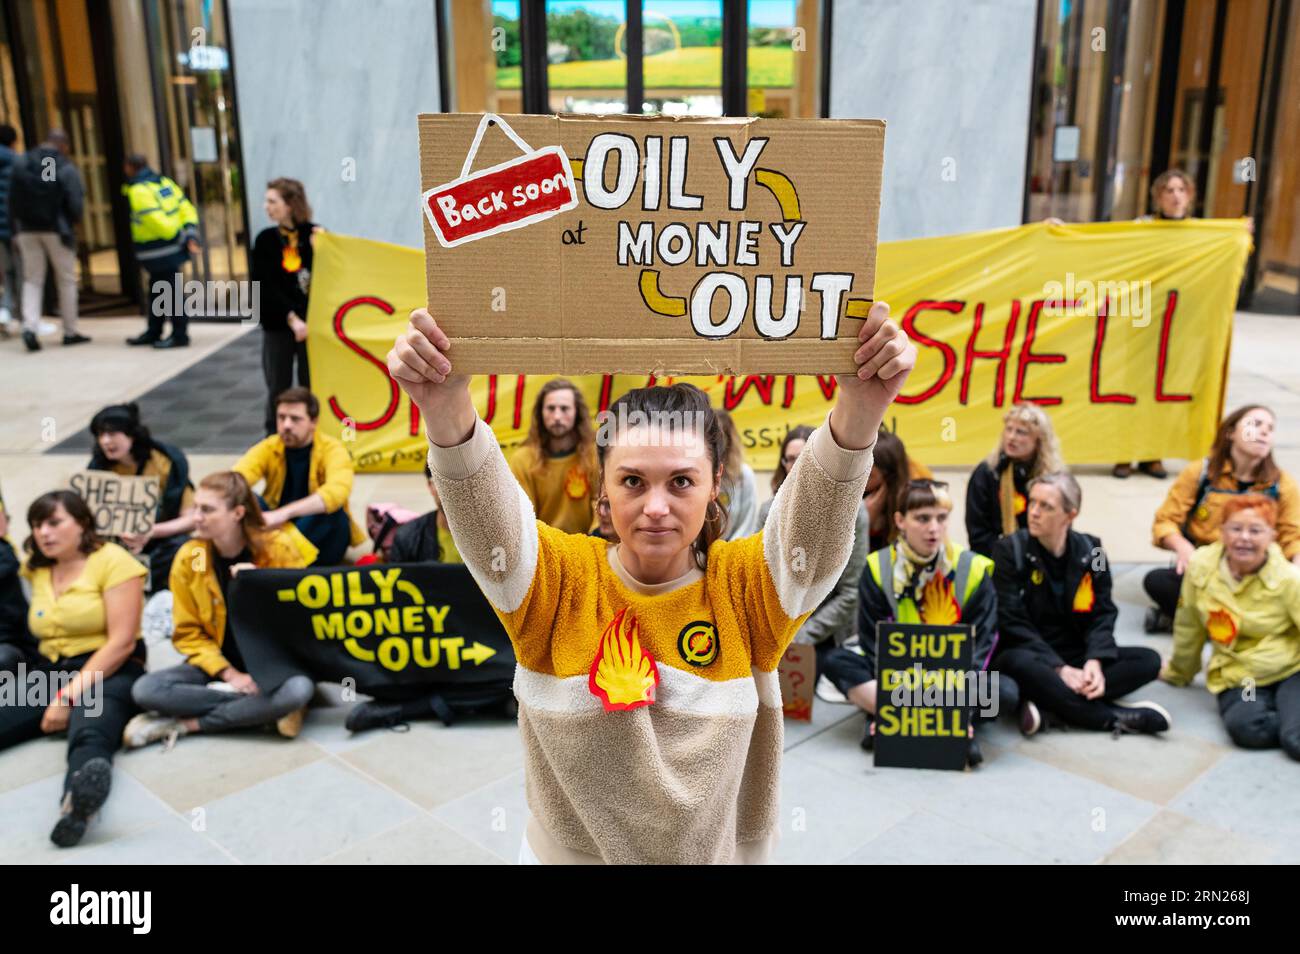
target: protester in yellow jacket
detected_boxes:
[1163,494,1300,760]
[126,472,318,749]
[1144,405,1300,632]
[234,387,364,565]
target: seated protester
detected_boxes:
[1162,495,1300,760]
[233,386,365,566]
[842,479,1007,765]
[508,378,599,534]
[1145,404,1300,633]
[0,491,147,847]
[993,473,1169,736]
[88,402,196,592]
[124,472,318,748]
[0,504,39,672]
[589,495,618,542]
[716,410,758,539]
[755,425,815,530]
[966,403,1064,557]
[863,429,914,553]
[386,463,463,563]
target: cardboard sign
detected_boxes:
[873,622,973,771]
[68,472,160,538]
[778,642,817,721]
[418,112,885,374]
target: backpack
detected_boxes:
[10,152,64,231]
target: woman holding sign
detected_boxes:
[0,491,146,847]
[387,303,914,864]
[124,472,318,749]
[839,478,1012,765]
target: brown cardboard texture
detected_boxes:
[419,112,885,374]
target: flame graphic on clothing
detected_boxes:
[588,607,658,712]
[565,465,589,500]
[281,244,302,273]
[1206,607,1238,646]
[1072,572,1095,613]
[1013,492,1027,516]
[919,574,961,625]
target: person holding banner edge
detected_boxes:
[387,302,915,865]
[123,472,318,748]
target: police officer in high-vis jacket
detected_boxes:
[122,153,200,348]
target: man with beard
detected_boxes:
[508,379,598,534]
[234,387,364,565]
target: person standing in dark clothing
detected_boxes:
[252,177,318,434]
[992,472,1168,736]
[0,124,20,337]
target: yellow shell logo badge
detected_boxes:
[1072,572,1096,613]
[677,621,719,667]
[919,575,961,625]
[589,607,659,712]
[1206,607,1238,646]
[1031,568,1044,585]
[565,464,589,500]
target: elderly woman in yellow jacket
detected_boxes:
[124,472,318,748]
[1145,405,1300,632]
[1162,494,1300,760]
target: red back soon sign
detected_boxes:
[423,145,578,248]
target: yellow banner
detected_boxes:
[307,220,1251,471]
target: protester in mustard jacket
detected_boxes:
[1162,494,1300,760]
[233,386,364,565]
[125,472,317,749]
[1145,404,1300,632]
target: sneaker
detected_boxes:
[126,332,159,346]
[1144,606,1173,634]
[152,336,190,349]
[1018,700,1042,737]
[1111,463,1133,479]
[859,715,875,752]
[50,757,112,847]
[62,333,91,346]
[1110,700,1172,735]
[345,700,408,734]
[122,712,187,749]
[1138,460,1168,479]
[22,330,40,351]
[276,706,307,738]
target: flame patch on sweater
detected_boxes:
[589,607,659,712]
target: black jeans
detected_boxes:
[1143,566,1182,618]
[1216,671,1300,760]
[998,645,1161,731]
[144,267,189,341]
[0,648,144,794]
[262,328,309,434]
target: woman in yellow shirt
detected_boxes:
[0,490,147,848]
[124,472,317,748]
[387,303,915,864]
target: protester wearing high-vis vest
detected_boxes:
[122,153,199,349]
[840,478,1006,766]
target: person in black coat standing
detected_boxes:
[992,472,1169,736]
[252,177,319,434]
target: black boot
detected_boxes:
[51,758,112,848]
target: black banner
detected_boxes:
[228,562,515,698]
[873,622,973,771]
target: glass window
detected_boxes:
[545,1,625,114]
[643,0,723,116]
